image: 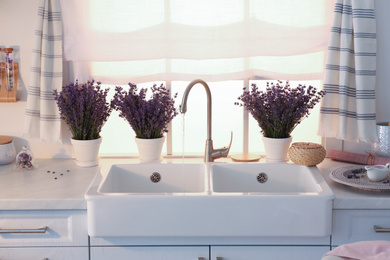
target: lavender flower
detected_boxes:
[111,83,178,139]
[236,80,325,138]
[53,80,112,140]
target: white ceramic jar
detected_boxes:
[0,135,16,165]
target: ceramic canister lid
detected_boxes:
[3,48,14,53]
[0,136,13,145]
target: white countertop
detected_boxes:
[0,157,389,211]
[317,159,390,210]
[0,159,98,210]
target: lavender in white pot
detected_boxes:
[111,83,178,161]
[53,80,112,166]
[236,80,325,161]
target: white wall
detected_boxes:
[0,0,389,158]
[0,0,73,158]
[375,0,390,123]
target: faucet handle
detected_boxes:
[225,131,233,151]
[210,131,233,161]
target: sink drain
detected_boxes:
[257,172,268,183]
[150,172,161,183]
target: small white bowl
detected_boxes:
[0,141,16,165]
[365,163,390,182]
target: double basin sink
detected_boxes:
[86,162,334,238]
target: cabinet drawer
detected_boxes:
[0,210,88,247]
[91,246,209,260]
[0,247,88,260]
[332,210,390,246]
[211,246,330,260]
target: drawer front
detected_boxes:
[0,247,88,260]
[211,246,330,260]
[91,246,209,260]
[332,210,390,246]
[0,210,88,247]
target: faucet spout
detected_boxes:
[180,79,232,162]
[180,79,212,141]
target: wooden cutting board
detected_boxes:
[231,153,261,162]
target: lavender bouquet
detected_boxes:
[236,81,325,138]
[111,83,178,139]
[53,80,112,140]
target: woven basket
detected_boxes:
[288,142,326,166]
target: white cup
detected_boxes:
[365,163,390,182]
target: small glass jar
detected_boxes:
[3,48,14,91]
[16,146,34,169]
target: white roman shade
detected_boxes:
[59,0,334,84]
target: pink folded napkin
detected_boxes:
[325,241,390,260]
[328,150,390,165]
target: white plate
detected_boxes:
[329,165,390,191]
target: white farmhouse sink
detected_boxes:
[86,162,333,238]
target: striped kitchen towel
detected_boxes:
[23,0,63,143]
[318,0,378,144]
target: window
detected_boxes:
[60,0,334,156]
[98,79,322,156]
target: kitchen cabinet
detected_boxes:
[90,220,331,260]
[211,246,330,260]
[332,209,390,247]
[0,210,88,257]
[90,245,330,260]
[91,246,209,260]
[0,247,88,260]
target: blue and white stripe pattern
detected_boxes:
[23,0,63,143]
[319,0,378,143]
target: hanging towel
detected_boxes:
[318,0,378,143]
[23,0,63,143]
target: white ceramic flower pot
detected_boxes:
[71,137,102,167]
[262,136,292,162]
[135,136,165,162]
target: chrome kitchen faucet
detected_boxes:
[180,79,232,162]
